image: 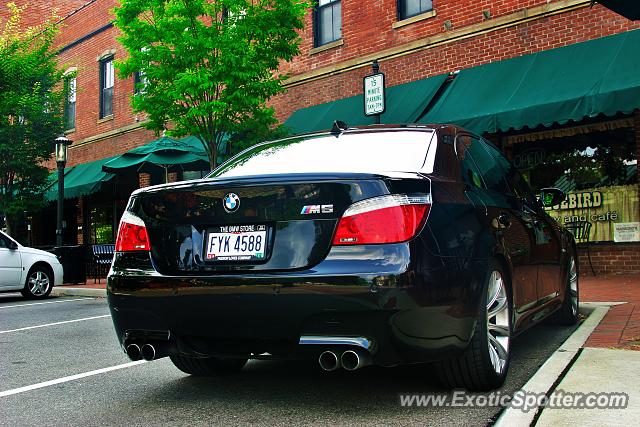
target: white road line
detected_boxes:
[0,297,95,310]
[0,315,110,334]
[0,360,146,398]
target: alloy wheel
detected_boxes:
[569,257,578,316]
[28,271,51,296]
[486,270,510,375]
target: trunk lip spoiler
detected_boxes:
[131,171,430,196]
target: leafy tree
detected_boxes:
[0,3,64,236]
[115,0,308,170]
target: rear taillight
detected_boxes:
[332,195,431,245]
[115,211,150,252]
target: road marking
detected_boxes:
[0,315,110,334]
[0,297,95,310]
[0,361,146,398]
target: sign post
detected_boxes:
[364,60,385,124]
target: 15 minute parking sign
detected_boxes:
[364,73,385,116]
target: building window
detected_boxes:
[314,0,341,47]
[398,0,433,20]
[64,76,76,130]
[99,56,114,118]
[511,124,638,243]
[222,6,246,23]
[134,47,149,95]
[134,71,147,95]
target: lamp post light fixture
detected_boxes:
[54,135,72,247]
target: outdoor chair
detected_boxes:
[87,244,115,283]
[564,220,596,276]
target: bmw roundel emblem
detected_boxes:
[223,193,240,213]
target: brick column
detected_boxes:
[138,173,151,188]
[76,198,84,245]
[167,172,179,183]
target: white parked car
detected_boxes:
[0,230,63,298]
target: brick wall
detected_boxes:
[273,1,640,121]
[138,173,151,189]
[0,0,88,29]
[12,1,640,160]
[578,243,640,276]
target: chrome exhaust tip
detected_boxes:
[126,344,141,361]
[318,350,341,371]
[341,349,372,371]
[141,343,156,361]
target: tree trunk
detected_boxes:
[4,214,16,238]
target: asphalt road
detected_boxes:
[0,293,578,426]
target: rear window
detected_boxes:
[210,130,434,178]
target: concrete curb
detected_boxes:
[494,302,611,427]
[51,287,107,298]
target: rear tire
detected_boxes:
[437,261,512,391]
[170,354,247,376]
[21,265,54,299]
[551,254,579,326]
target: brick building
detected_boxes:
[2,0,639,274]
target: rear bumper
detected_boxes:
[107,245,484,366]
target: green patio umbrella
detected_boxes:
[102,136,211,182]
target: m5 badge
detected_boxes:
[301,205,334,215]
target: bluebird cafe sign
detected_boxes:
[364,73,385,116]
[545,184,640,242]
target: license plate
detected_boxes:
[205,225,267,262]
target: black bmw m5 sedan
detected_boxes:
[107,124,579,391]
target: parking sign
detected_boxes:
[364,73,385,116]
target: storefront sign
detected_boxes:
[614,222,640,243]
[545,184,639,243]
[364,73,385,116]
[546,191,602,210]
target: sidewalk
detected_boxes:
[535,273,640,426]
[535,347,640,426]
[52,277,108,297]
[580,273,640,350]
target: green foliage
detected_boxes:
[114,0,308,169]
[529,143,636,191]
[0,3,64,232]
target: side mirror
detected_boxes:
[539,187,565,208]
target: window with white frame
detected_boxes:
[398,0,433,20]
[314,0,341,47]
[100,56,114,118]
[64,76,76,130]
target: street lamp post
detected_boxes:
[54,135,72,247]
[372,60,381,125]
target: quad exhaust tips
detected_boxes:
[341,349,372,371]
[126,344,141,361]
[141,344,156,361]
[318,349,372,371]
[126,343,164,361]
[318,351,341,371]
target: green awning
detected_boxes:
[284,73,449,134]
[419,29,640,134]
[102,136,211,174]
[594,0,640,20]
[45,156,117,201]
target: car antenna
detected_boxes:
[330,120,349,137]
